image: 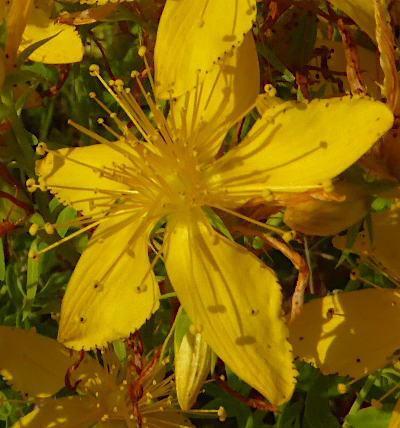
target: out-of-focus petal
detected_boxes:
[0,326,73,397]
[328,0,375,41]
[154,0,257,98]
[283,181,369,236]
[19,8,84,64]
[289,288,400,378]
[11,396,101,428]
[5,0,34,71]
[164,208,296,405]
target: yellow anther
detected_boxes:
[189,324,197,335]
[218,406,227,422]
[44,222,55,235]
[29,223,39,236]
[97,118,104,124]
[89,92,96,98]
[96,403,101,408]
[371,399,383,409]
[282,230,296,243]
[114,79,124,92]
[262,189,274,202]
[28,249,39,261]
[322,180,334,193]
[138,46,147,57]
[89,64,100,76]
[263,84,277,97]
[26,178,37,192]
[36,142,48,156]
[337,383,347,394]
[131,70,139,78]
[112,406,118,413]
[350,269,359,281]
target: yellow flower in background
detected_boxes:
[289,288,400,379]
[2,0,83,73]
[32,0,393,407]
[0,326,193,428]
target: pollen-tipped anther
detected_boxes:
[26,178,37,192]
[36,142,48,156]
[282,230,296,243]
[29,223,39,236]
[44,222,55,235]
[218,406,227,422]
[89,64,100,76]
[138,46,147,57]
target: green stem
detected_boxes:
[343,374,376,427]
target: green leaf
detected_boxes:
[303,373,340,428]
[345,404,392,428]
[203,206,233,240]
[174,307,192,349]
[56,206,77,237]
[23,239,39,320]
[0,238,5,282]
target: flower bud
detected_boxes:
[175,326,211,411]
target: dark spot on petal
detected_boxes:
[207,305,226,313]
[236,336,256,345]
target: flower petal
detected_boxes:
[207,97,393,205]
[58,213,160,350]
[11,396,101,428]
[19,8,84,64]
[289,288,400,378]
[4,0,33,71]
[328,0,375,41]
[283,181,369,236]
[0,326,74,397]
[164,208,296,405]
[154,0,257,98]
[333,194,400,282]
[36,142,132,216]
[170,32,259,165]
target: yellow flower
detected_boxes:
[3,0,83,72]
[33,0,393,406]
[0,326,193,428]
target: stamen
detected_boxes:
[349,269,381,290]
[211,204,285,236]
[30,220,101,259]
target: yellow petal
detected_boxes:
[19,7,84,64]
[308,39,382,99]
[0,326,74,397]
[328,0,376,41]
[11,396,101,428]
[154,0,257,98]
[164,208,296,405]
[170,32,259,165]
[36,142,131,216]
[333,197,400,282]
[283,181,369,236]
[207,97,393,205]
[58,213,160,350]
[289,288,400,378]
[5,0,34,71]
